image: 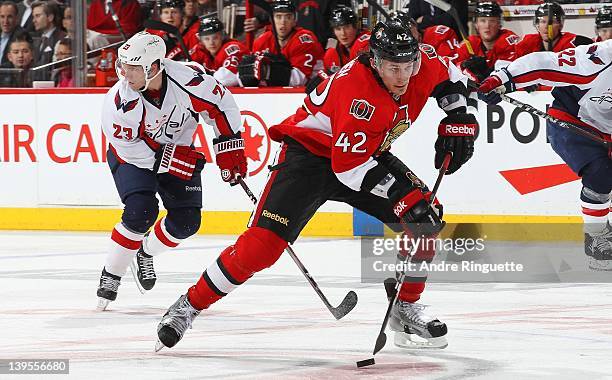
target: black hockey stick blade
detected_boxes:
[330,290,358,320]
[373,332,387,356]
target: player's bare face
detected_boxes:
[120,63,147,91]
[598,27,612,41]
[333,24,358,47]
[537,17,562,41]
[161,7,183,28]
[476,17,501,43]
[273,12,296,40]
[375,59,414,96]
[201,32,223,54]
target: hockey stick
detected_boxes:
[106,0,127,41]
[466,79,611,148]
[364,0,391,20]
[498,93,611,148]
[423,0,474,55]
[143,19,192,61]
[237,177,358,320]
[371,153,451,356]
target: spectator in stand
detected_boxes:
[455,1,519,83]
[189,16,249,86]
[515,1,592,57]
[196,0,216,16]
[16,0,35,34]
[0,31,34,87]
[32,0,65,80]
[146,0,199,61]
[183,0,199,31]
[322,5,370,73]
[595,5,611,42]
[1,1,22,65]
[238,0,323,87]
[87,0,142,41]
[407,0,468,41]
[392,9,460,60]
[51,36,73,87]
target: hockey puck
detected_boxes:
[356,358,375,368]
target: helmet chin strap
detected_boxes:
[139,66,164,92]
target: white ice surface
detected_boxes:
[1,231,611,380]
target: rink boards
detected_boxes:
[0,88,583,237]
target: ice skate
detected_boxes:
[130,246,156,293]
[96,268,121,311]
[155,294,201,351]
[585,224,612,271]
[389,300,448,349]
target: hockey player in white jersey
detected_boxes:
[97,31,247,310]
[479,40,612,270]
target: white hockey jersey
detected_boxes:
[495,40,612,135]
[101,59,242,169]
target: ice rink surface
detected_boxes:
[1,231,611,380]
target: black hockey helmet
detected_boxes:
[369,20,419,63]
[198,16,223,35]
[329,5,357,28]
[596,5,612,29]
[389,10,417,30]
[271,0,296,14]
[159,0,185,11]
[474,1,503,18]
[534,2,565,25]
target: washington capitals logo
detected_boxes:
[185,64,206,86]
[114,92,139,113]
[587,45,604,65]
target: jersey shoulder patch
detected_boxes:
[419,44,438,59]
[434,25,450,34]
[224,44,240,56]
[299,33,314,44]
[349,99,375,122]
[357,33,370,42]
[506,34,520,45]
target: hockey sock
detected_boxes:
[105,222,145,277]
[141,217,181,256]
[581,186,611,234]
[187,227,287,310]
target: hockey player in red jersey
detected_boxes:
[392,10,460,60]
[189,16,249,87]
[515,2,593,58]
[146,0,200,61]
[479,40,612,271]
[156,20,478,351]
[454,2,519,83]
[323,5,370,73]
[595,6,612,42]
[237,0,324,87]
[96,32,247,310]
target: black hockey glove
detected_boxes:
[435,113,478,174]
[264,52,292,86]
[305,70,330,94]
[238,53,264,87]
[460,55,491,83]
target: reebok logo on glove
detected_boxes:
[393,201,407,217]
[443,124,476,136]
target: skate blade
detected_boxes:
[154,340,165,352]
[96,298,110,311]
[129,259,147,295]
[394,332,448,349]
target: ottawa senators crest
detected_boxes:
[378,105,410,153]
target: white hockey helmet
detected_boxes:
[116,31,166,91]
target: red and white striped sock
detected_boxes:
[142,217,182,257]
[105,222,145,277]
[581,187,611,234]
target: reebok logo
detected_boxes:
[393,201,407,217]
[185,185,201,192]
[262,210,289,226]
[445,125,475,136]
